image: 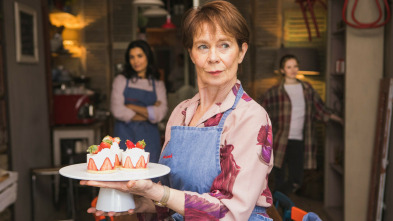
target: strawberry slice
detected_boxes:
[100,141,111,149]
[126,140,135,149]
[100,157,113,171]
[114,154,120,167]
[136,140,146,149]
[87,158,98,171]
[87,145,101,154]
[113,137,121,144]
[123,156,134,169]
[135,156,147,168]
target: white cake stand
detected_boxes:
[59,163,170,212]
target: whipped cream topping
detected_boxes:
[111,142,123,161]
[87,148,116,169]
[122,148,149,167]
[111,142,120,150]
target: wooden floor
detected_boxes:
[47,170,331,221]
[269,168,331,220]
[52,190,330,221]
[287,192,330,221]
[69,195,329,221]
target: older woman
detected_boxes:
[81,1,273,220]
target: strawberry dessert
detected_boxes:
[121,139,150,170]
[86,137,117,173]
[102,135,122,168]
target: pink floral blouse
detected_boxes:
[161,81,274,220]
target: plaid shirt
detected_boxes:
[259,79,331,169]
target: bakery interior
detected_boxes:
[1,0,393,220]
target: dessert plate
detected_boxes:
[59,162,171,212]
[59,163,170,181]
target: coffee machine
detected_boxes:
[53,93,96,125]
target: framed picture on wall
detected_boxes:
[14,2,38,63]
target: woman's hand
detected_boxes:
[87,207,130,217]
[132,113,148,121]
[127,104,149,118]
[80,180,157,215]
[80,180,130,192]
[80,179,154,196]
[86,195,156,217]
[154,101,161,106]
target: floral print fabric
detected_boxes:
[161,81,273,220]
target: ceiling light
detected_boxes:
[143,6,168,17]
[49,10,84,29]
[133,0,164,6]
[162,15,176,29]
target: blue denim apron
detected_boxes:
[159,86,272,221]
[114,78,161,163]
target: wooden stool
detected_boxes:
[31,167,74,221]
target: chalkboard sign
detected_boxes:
[14,2,38,63]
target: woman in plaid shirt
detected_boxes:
[260,54,343,195]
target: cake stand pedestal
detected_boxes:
[59,163,170,212]
[96,188,135,212]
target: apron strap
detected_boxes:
[125,77,156,92]
[150,78,157,102]
[152,78,156,93]
[218,85,244,128]
[125,78,129,90]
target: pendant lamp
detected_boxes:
[161,14,176,29]
[133,0,164,6]
[49,9,82,29]
[160,0,175,28]
[143,6,168,17]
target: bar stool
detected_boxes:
[30,167,75,221]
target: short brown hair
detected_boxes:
[181,0,249,50]
[279,54,300,69]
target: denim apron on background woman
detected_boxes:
[114,78,161,163]
[159,86,272,221]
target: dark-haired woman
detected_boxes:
[111,40,168,163]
